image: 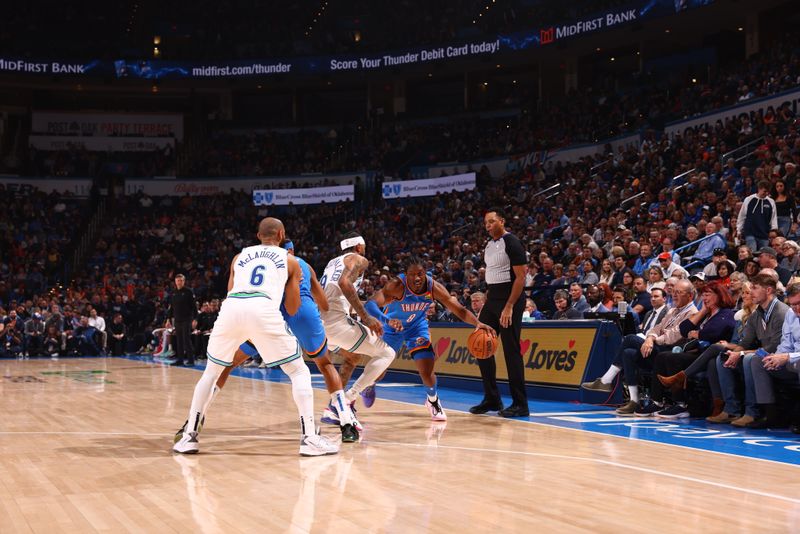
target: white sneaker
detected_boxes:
[173,431,199,454]
[320,405,340,425]
[299,433,339,456]
[425,397,447,421]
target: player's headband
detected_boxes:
[340,236,365,250]
[282,240,294,250]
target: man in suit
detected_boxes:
[581,287,669,394]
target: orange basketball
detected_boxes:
[467,329,497,359]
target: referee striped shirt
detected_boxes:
[483,232,527,301]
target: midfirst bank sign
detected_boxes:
[540,9,638,44]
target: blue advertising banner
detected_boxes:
[0,1,713,80]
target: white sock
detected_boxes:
[201,384,220,416]
[281,358,315,437]
[601,365,621,385]
[331,390,353,426]
[628,385,639,403]
[346,347,395,400]
[186,364,224,434]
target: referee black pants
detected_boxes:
[477,297,528,407]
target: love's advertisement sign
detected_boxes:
[390,324,599,387]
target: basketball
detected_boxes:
[467,329,497,359]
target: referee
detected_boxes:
[470,208,530,417]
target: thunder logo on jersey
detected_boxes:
[384,273,434,327]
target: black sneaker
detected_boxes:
[469,399,504,414]
[340,423,359,443]
[634,402,662,417]
[655,404,690,419]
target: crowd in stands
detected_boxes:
[25,144,175,178]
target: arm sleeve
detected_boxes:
[505,235,527,266]
[365,300,391,323]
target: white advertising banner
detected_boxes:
[252,185,354,205]
[382,172,476,199]
[29,135,175,152]
[0,176,92,196]
[125,174,361,197]
[31,111,184,140]
[664,87,800,138]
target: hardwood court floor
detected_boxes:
[1,358,799,533]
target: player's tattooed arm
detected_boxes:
[340,254,383,336]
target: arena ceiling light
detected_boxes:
[305,0,329,38]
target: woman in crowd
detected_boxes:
[729,271,748,308]
[743,258,760,280]
[772,179,796,236]
[655,282,738,417]
[714,260,735,288]
[598,259,615,286]
[736,245,753,272]
[646,266,666,292]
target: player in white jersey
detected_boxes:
[319,232,395,423]
[173,218,338,457]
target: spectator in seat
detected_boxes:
[552,290,582,319]
[649,282,736,418]
[742,281,800,430]
[23,312,45,357]
[692,222,727,262]
[710,274,788,427]
[1,315,22,358]
[779,240,800,273]
[88,308,107,354]
[43,324,61,358]
[658,253,688,280]
[630,276,652,316]
[755,247,792,286]
[470,292,486,316]
[569,283,589,314]
[595,279,697,415]
[702,248,729,278]
[522,298,544,322]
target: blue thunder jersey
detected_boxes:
[280,256,314,312]
[384,273,435,328]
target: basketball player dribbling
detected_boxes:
[357,256,494,419]
[172,218,338,457]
